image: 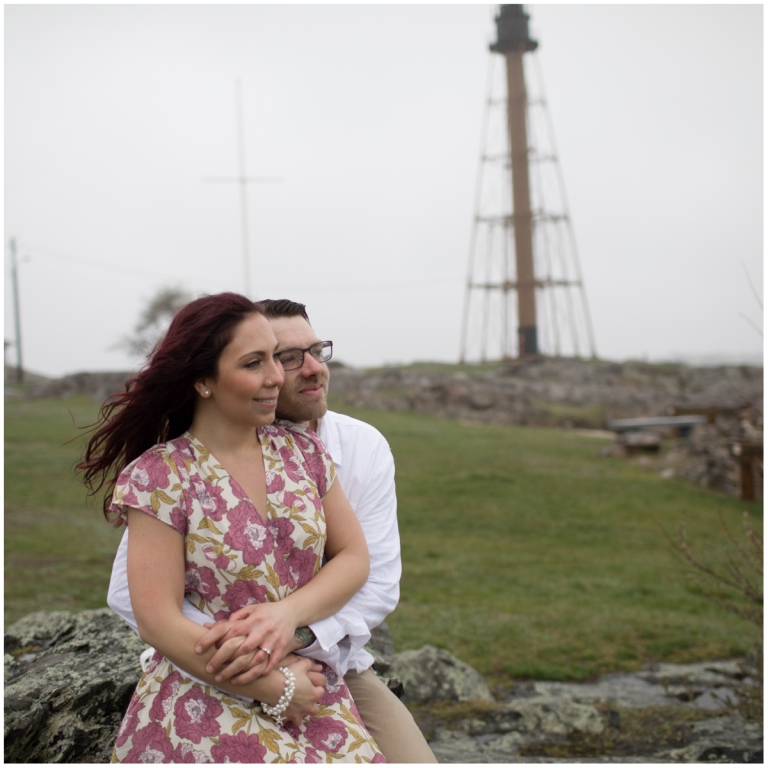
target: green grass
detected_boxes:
[5,397,124,620]
[328,398,762,684]
[531,400,606,428]
[5,396,762,687]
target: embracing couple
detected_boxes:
[79,294,437,763]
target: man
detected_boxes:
[107,298,437,763]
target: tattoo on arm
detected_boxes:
[294,626,316,649]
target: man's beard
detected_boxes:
[275,378,328,424]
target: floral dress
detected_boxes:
[109,423,384,763]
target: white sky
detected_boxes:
[5,3,764,378]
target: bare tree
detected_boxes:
[667,512,763,721]
[116,286,192,357]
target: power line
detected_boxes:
[256,274,464,295]
[14,241,183,281]
[9,239,462,294]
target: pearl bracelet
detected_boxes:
[260,666,296,727]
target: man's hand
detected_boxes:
[195,602,300,677]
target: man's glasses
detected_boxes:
[275,341,333,371]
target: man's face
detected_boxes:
[270,315,330,424]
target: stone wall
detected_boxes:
[330,358,763,429]
[9,360,763,430]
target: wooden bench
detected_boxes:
[607,415,708,439]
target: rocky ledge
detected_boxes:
[388,650,762,763]
[5,610,762,763]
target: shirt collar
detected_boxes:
[317,412,343,466]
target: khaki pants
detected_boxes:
[344,667,438,764]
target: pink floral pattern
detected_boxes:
[268,517,296,555]
[202,543,234,572]
[129,454,172,492]
[278,446,304,483]
[300,452,330,497]
[184,562,220,603]
[224,502,275,564]
[115,696,144,747]
[222,578,268,613]
[171,742,211,763]
[318,667,345,707]
[170,505,191,536]
[109,424,383,763]
[274,546,318,590]
[304,716,349,753]
[124,722,173,763]
[173,688,223,743]
[191,479,228,521]
[211,731,268,762]
[265,469,285,494]
[149,670,183,722]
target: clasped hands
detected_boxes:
[194,602,325,725]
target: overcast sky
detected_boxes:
[5,3,763,378]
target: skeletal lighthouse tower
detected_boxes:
[492,3,538,356]
[460,4,596,362]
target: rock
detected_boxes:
[455,698,604,737]
[421,659,762,763]
[5,610,762,764]
[4,609,147,764]
[617,431,662,452]
[636,660,745,688]
[501,698,604,736]
[332,359,762,435]
[664,715,763,763]
[365,620,405,697]
[365,620,396,672]
[388,644,494,704]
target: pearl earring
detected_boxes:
[204,390,210,397]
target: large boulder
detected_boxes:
[4,609,146,764]
[388,644,493,704]
[455,697,604,738]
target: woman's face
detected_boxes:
[200,313,285,428]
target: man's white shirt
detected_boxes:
[107,410,401,677]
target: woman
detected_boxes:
[79,292,384,763]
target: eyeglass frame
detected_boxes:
[275,340,333,371]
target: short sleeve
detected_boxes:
[285,424,336,498]
[109,446,189,536]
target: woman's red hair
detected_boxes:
[77,292,263,520]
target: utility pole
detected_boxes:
[203,79,281,297]
[9,237,23,383]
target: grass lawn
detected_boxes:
[5,395,762,686]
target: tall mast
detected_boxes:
[491,4,539,356]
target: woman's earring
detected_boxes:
[204,390,210,397]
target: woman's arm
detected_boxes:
[196,478,370,679]
[126,508,325,724]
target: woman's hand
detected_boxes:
[195,602,299,676]
[196,632,270,684]
[277,655,327,727]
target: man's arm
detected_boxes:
[201,429,401,681]
[297,437,400,673]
